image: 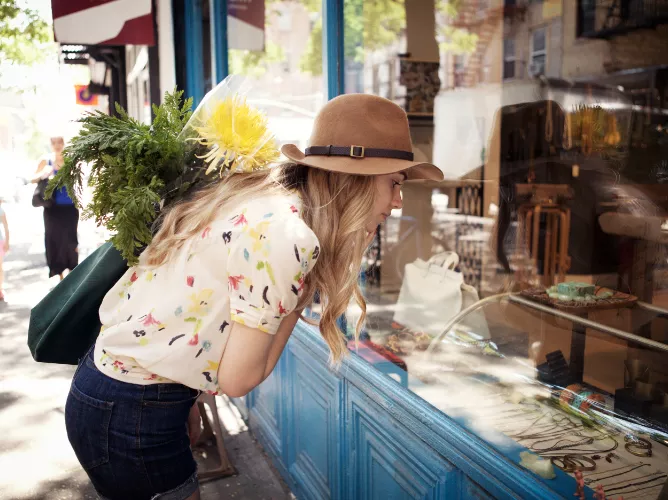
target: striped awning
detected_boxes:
[51,0,154,46]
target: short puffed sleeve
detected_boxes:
[225,213,320,334]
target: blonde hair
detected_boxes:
[144,164,376,362]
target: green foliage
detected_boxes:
[435,0,479,54]
[300,0,477,76]
[229,42,286,77]
[300,0,406,76]
[0,0,52,65]
[438,25,478,54]
[300,18,323,75]
[47,90,194,264]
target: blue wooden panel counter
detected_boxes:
[241,323,576,499]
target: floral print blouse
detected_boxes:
[94,192,320,394]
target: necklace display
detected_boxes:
[550,455,597,472]
[584,462,650,484]
[599,471,665,489]
[604,474,667,494]
[480,399,666,497]
[530,432,618,455]
[622,483,665,499]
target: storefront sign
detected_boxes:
[75,85,99,106]
[228,0,265,51]
[51,0,155,46]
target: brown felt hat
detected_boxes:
[281,94,444,181]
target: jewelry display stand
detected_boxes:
[515,184,573,287]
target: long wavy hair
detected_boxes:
[142,163,376,362]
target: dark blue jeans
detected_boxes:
[65,347,200,499]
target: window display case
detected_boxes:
[407,292,668,499]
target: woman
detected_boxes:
[31,136,79,280]
[65,93,442,499]
[0,197,9,301]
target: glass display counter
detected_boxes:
[363,292,668,499]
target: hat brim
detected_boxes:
[281,144,444,181]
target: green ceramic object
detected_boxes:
[547,282,612,303]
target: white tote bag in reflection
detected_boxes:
[393,252,490,338]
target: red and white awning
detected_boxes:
[51,0,155,46]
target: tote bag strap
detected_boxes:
[427,251,459,271]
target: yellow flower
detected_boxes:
[191,95,280,175]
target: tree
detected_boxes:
[229,42,285,78]
[299,0,477,76]
[0,0,52,65]
[300,0,406,76]
[435,0,478,54]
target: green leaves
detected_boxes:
[47,89,193,265]
[0,0,53,65]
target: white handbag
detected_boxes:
[393,252,490,339]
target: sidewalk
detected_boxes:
[0,201,290,500]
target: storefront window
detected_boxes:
[229,0,324,154]
[343,0,406,98]
[343,0,668,495]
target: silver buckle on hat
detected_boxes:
[350,145,365,158]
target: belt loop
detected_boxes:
[326,145,332,156]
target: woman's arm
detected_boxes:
[216,312,300,398]
[1,213,8,251]
[262,311,300,380]
[30,159,50,183]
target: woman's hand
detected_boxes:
[31,159,51,183]
[187,403,202,447]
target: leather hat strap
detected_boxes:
[305,145,414,161]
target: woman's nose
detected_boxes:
[392,191,403,210]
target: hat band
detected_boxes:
[305,145,414,161]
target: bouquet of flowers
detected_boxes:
[47,75,280,264]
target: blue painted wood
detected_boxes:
[247,352,283,459]
[461,475,495,500]
[284,339,342,500]
[322,0,344,99]
[247,322,576,499]
[184,0,205,107]
[210,0,229,83]
[347,384,456,499]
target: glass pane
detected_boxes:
[343,0,407,99]
[503,38,515,58]
[532,27,546,53]
[342,0,668,494]
[229,1,324,155]
[503,60,515,80]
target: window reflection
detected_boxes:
[342,0,668,492]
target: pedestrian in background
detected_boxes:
[0,198,9,301]
[31,136,79,280]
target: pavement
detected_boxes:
[0,193,290,500]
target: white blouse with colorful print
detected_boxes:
[94,192,320,394]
